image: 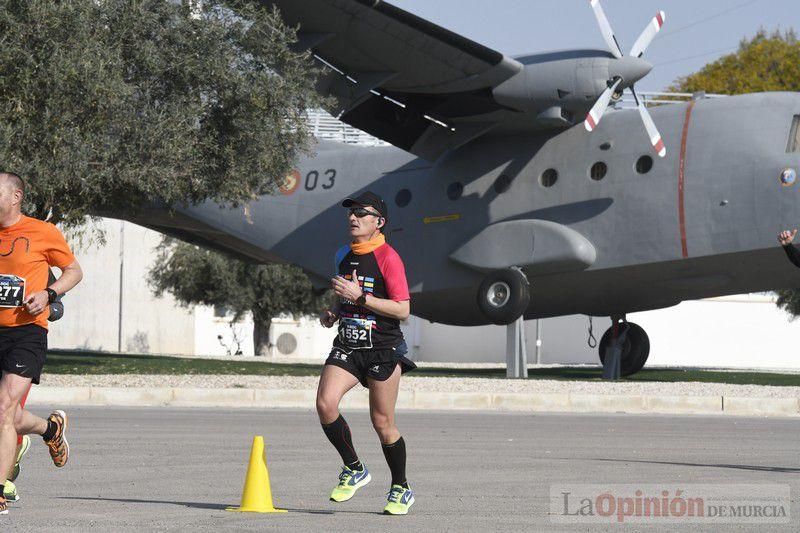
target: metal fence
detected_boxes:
[306,91,726,145]
[305,109,389,146]
[612,91,727,109]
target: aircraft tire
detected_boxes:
[598,322,650,376]
[477,268,530,325]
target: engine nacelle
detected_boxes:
[493,50,651,119]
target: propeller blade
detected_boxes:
[584,78,622,132]
[590,0,623,59]
[632,89,666,157]
[629,11,666,58]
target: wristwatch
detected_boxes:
[46,288,58,303]
[356,294,367,306]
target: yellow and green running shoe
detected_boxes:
[383,484,414,515]
[329,465,371,502]
[10,435,31,482]
[3,480,18,503]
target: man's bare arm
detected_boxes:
[49,260,83,295]
[24,260,83,316]
[361,295,410,321]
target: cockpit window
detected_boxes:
[787,115,800,153]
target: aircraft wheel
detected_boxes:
[477,268,530,325]
[598,322,650,376]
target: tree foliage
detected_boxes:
[775,289,800,320]
[149,239,328,355]
[672,29,800,94]
[0,0,322,227]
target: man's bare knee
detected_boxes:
[316,395,340,423]
[13,409,25,432]
[0,397,17,428]
[371,413,393,434]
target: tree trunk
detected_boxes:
[253,314,272,356]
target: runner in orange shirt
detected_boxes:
[0,172,83,515]
[4,269,61,502]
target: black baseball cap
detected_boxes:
[342,191,388,221]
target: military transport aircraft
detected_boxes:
[124,0,800,375]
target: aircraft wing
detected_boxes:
[265,0,524,160]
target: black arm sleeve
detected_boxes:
[783,244,800,268]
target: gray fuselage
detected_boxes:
[132,92,800,326]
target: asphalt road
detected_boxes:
[2,407,799,532]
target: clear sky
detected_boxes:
[390,0,800,91]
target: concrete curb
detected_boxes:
[25,387,800,417]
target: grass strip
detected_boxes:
[44,350,800,386]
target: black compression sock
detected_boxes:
[321,415,359,467]
[42,419,58,442]
[381,436,407,487]
[346,460,364,472]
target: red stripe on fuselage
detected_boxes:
[678,99,697,258]
[656,12,664,27]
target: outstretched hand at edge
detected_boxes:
[779,229,798,246]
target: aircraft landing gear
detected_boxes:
[598,316,650,377]
[477,268,530,325]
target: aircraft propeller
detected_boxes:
[585,0,666,158]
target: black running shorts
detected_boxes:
[0,323,47,384]
[325,340,416,388]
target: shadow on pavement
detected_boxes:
[59,497,229,511]
[283,507,383,516]
[591,458,800,473]
[59,497,382,515]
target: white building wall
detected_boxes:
[629,294,800,370]
[401,316,601,365]
[46,221,121,352]
[404,294,800,371]
[270,316,337,360]
[48,219,195,354]
[193,306,255,356]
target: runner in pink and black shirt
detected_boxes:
[315,191,416,515]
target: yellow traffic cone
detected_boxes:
[226,436,287,513]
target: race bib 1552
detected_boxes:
[338,317,374,349]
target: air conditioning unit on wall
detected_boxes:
[269,317,334,360]
[274,330,299,357]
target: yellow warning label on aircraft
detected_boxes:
[423,214,461,224]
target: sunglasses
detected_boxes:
[349,207,381,218]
